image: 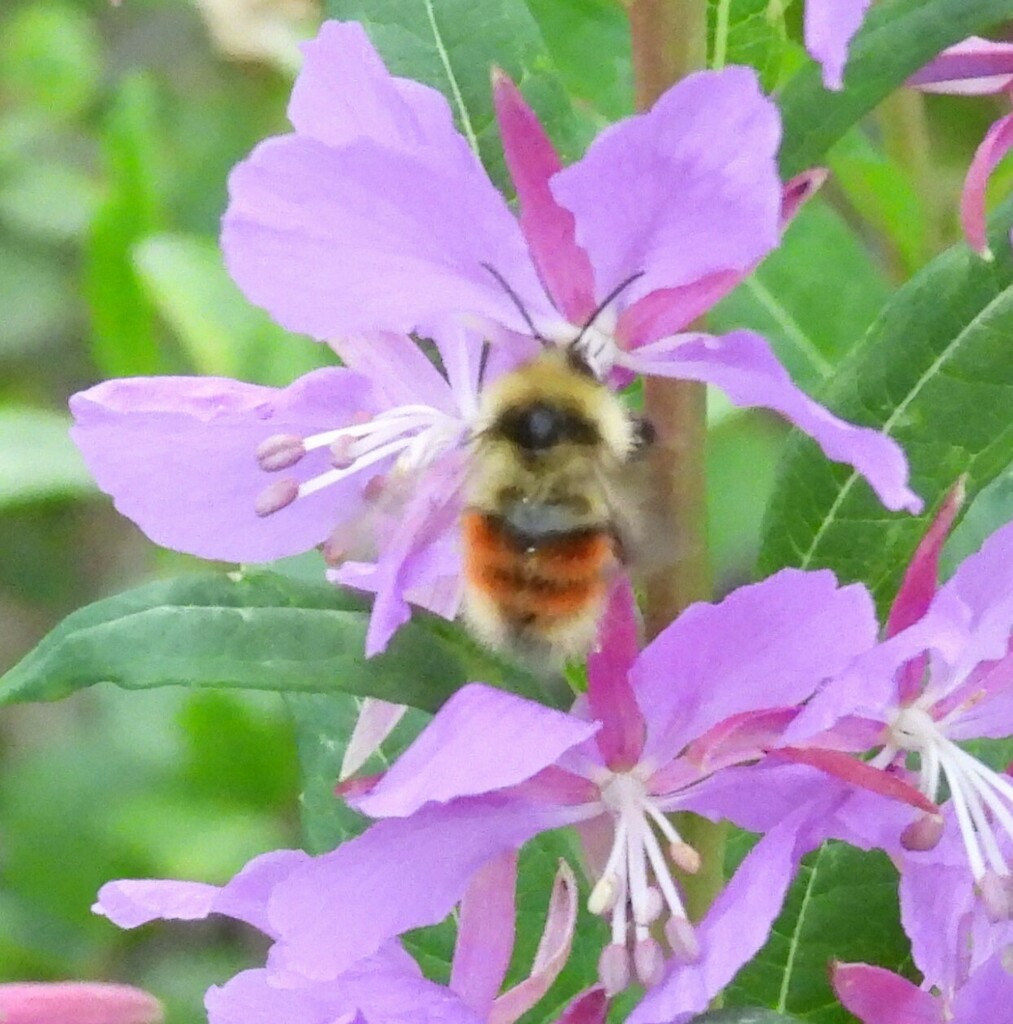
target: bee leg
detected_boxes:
[630,415,656,458]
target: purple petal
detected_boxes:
[452,852,518,1018]
[551,67,781,307]
[222,135,552,340]
[490,860,579,1024]
[783,598,970,745]
[959,110,1013,255]
[329,332,458,414]
[952,954,1013,1021]
[70,370,380,562]
[633,568,878,760]
[0,983,164,1024]
[492,70,595,324]
[804,0,872,90]
[831,962,940,1023]
[672,762,839,832]
[266,797,583,981]
[207,957,483,1024]
[351,684,597,817]
[620,329,922,513]
[336,450,467,656]
[628,810,812,1024]
[339,699,410,781]
[94,849,310,936]
[616,171,827,348]
[900,861,971,994]
[946,646,1013,740]
[289,22,476,174]
[908,37,1013,96]
[587,577,646,769]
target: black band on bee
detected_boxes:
[492,401,600,451]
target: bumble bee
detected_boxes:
[461,344,654,665]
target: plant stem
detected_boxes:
[878,89,944,271]
[626,0,722,928]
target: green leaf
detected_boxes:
[133,233,328,384]
[0,3,103,120]
[0,407,96,507]
[942,460,1013,576]
[710,199,892,390]
[725,843,909,1023]
[777,0,1013,177]
[0,571,552,711]
[323,0,580,187]
[522,0,631,122]
[709,0,793,91]
[85,74,163,377]
[692,1012,804,1023]
[758,201,1013,609]
[286,691,432,853]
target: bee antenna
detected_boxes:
[480,262,550,348]
[570,270,646,350]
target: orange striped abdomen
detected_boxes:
[461,510,619,658]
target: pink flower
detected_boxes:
[0,982,163,1024]
[95,848,605,1024]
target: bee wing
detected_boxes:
[592,450,677,570]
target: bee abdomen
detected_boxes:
[461,511,618,654]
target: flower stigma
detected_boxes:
[588,767,701,993]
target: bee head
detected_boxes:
[494,401,598,453]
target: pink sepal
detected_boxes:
[554,987,608,1024]
[831,961,941,1023]
[908,36,1013,96]
[489,861,579,1024]
[451,851,518,1018]
[961,109,1013,256]
[888,477,966,702]
[492,69,596,324]
[772,747,937,814]
[780,168,829,225]
[587,577,647,769]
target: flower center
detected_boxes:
[888,703,1013,919]
[253,404,466,518]
[588,769,701,994]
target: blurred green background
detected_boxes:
[0,1,1005,1021]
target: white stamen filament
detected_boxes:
[256,402,466,516]
[890,703,1013,903]
[297,437,413,498]
[590,769,699,990]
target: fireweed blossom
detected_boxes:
[832,954,1013,1023]
[783,501,1013,922]
[224,570,898,1022]
[70,19,921,666]
[95,847,607,1024]
[909,36,1013,256]
[219,20,919,515]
